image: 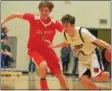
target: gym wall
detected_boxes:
[1,1,110,71]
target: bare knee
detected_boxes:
[80,75,90,85]
[39,61,47,69]
[38,61,47,78]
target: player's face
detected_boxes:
[39,7,51,17]
[3,39,8,45]
[62,22,73,31]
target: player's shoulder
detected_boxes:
[76,27,89,33]
[34,14,40,20]
[24,13,34,16]
[50,17,56,23]
[50,16,61,24]
[79,27,92,37]
[51,17,61,25]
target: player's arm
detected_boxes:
[1,13,24,26]
[82,28,111,50]
[55,20,63,32]
[51,41,70,48]
[93,39,111,50]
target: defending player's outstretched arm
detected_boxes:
[1,13,24,26]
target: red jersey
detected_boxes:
[23,13,63,50]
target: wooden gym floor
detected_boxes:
[1,72,111,90]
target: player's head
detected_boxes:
[2,26,9,34]
[2,37,8,45]
[38,1,54,17]
[61,14,75,31]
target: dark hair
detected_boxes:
[61,14,75,25]
[1,26,7,32]
[38,1,54,12]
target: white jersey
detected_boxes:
[63,27,97,64]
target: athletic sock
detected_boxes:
[40,78,49,90]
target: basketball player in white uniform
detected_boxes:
[51,14,111,89]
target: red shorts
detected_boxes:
[27,42,61,74]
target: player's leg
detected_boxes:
[91,52,110,81]
[55,71,69,89]
[78,64,98,89]
[28,50,49,90]
[92,71,110,81]
[38,61,49,90]
[47,59,69,89]
[80,74,98,89]
[41,47,69,89]
[79,69,98,89]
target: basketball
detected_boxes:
[104,49,111,62]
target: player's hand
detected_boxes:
[49,45,56,49]
[48,44,54,48]
[44,40,51,45]
[44,40,55,49]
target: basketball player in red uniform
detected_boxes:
[1,1,68,90]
